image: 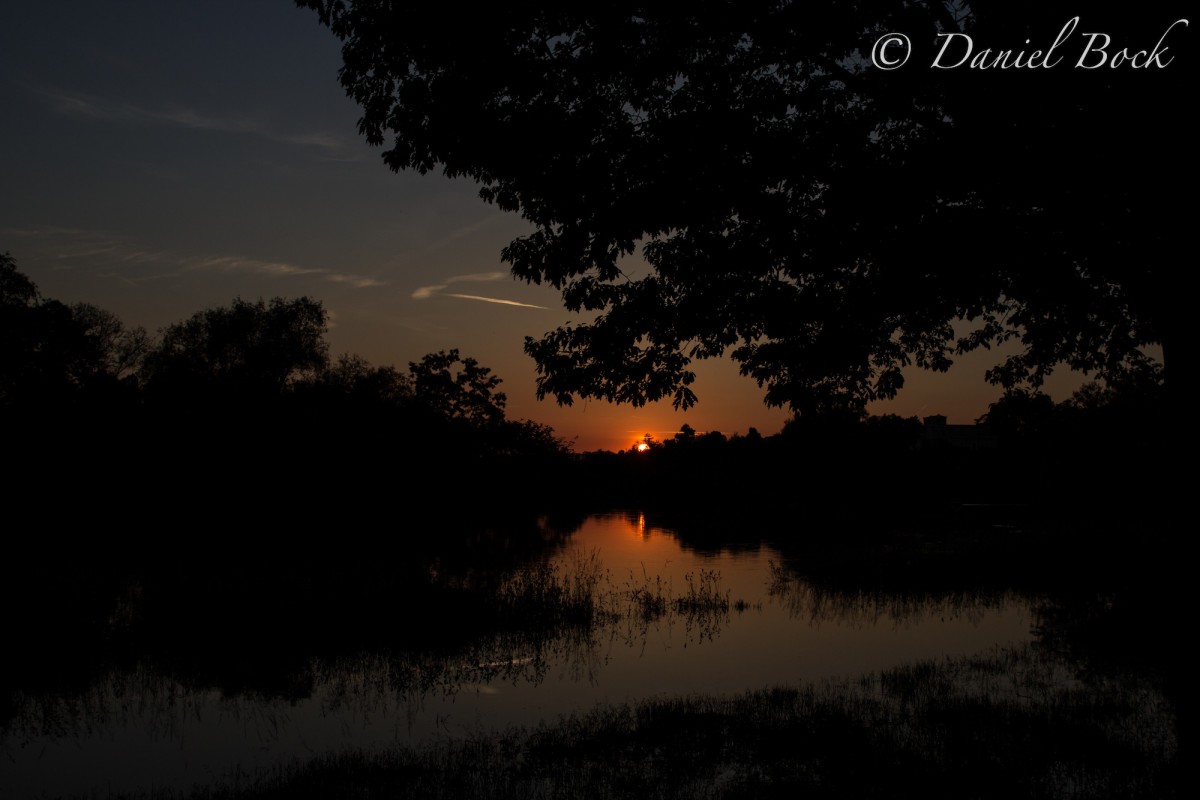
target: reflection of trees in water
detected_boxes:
[6,543,1163,754]
[6,545,1173,800]
[609,509,767,559]
[17,539,1162,754]
[0,517,580,720]
[1,553,741,745]
[0,550,1045,748]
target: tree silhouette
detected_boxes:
[69,303,151,383]
[300,1,1186,415]
[311,352,413,409]
[0,251,38,307]
[1,252,141,407]
[408,349,507,427]
[143,296,329,404]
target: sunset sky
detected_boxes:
[1,1,1089,451]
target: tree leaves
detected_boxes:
[301,1,1183,414]
[143,297,329,402]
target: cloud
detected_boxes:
[31,86,353,157]
[188,256,379,287]
[420,218,500,254]
[412,272,506,298]
[197,255,324,278]
[449,271,508,283]
[3,227,384,289]
[444,293,548,309]
[411,271,545,309]
[183,253,385,289]
[411,284,446,300]
[325,273,387,289]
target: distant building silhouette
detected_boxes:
[921,415,996,450]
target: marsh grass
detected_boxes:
[496,549,615,629]
[626,570,671,621]
[766,559,1007,628]
[624,567,732,616]
[675,570,731,614]
[615,565,745,647]
[129,643,1173,800]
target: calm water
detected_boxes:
[2,513,1033,798]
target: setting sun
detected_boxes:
[635,442,650,452]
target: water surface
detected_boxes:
[2,513,1033,798]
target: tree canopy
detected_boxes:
[1,252,147,407]
[3,251,574,474]
[300,0,1186,415]
[142,296,329,403]
[409,349,508,428]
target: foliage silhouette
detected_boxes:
[301,352,414,411]
[299,1,1186,415]
[2,253,572,519]
[69,302,151,383]
[143,296,329,404]
[1,252,145,407]
[409,348,507,428]
[405,349,576,459]
[0,251,37,306]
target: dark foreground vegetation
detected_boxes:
[72,643,1175,800]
